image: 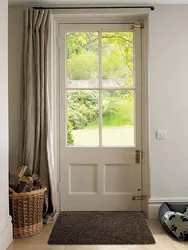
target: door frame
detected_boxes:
[50,10,150,216]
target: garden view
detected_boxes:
[66,31,135,146]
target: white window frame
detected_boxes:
[50,10,150,216]
[61,24,138,148]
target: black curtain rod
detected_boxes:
[33,6,155,11]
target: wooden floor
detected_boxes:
[8,220,188,250]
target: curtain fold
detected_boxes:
[23,9,56,219]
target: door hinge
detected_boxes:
[132,195,147,201]
[131,23,144,30]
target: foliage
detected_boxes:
[67,121,74,145]
[67,91,134,145]
[88,92,134,129]
[102,98,134,126]
[67,52,98,80]
[67,32,98,58]
[67,32,134,86]
[66,32,134,145]
[68,91,99,130]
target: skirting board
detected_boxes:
[148,198,188,219]
[0,216,13,250]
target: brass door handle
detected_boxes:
[129,150,140,164]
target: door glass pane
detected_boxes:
[67,90,99,146]
[102,90,135,146]
[67,32,99,88]
[101,32,134,88]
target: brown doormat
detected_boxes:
[48,212,155,245]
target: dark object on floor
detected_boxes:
[48,211,155,245]
[158,202,188,239]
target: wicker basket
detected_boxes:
[9,187,47,238]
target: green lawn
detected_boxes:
[68,93,134,146]
[87,96,134,129]
[72,126,134,146]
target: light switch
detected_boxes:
[156,130,166,140]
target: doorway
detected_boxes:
[58,23,143,211]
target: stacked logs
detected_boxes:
[9,166,43,193]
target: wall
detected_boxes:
[148,4,188,218]
[0,0,13,249]
[8,5,188,218]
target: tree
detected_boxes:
[66,32,134,145]
[67,32,134,87]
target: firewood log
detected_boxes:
[32,185,40,191]
[17,176,33,193]
[16,166,27,178]
[32,174,43,188]
[9,172,20,191]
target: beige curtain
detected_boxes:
[23,9,56,219]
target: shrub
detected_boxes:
[67,121,74,146]
[68,91,99,130]
[67,91,134,145]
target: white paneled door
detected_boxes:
[58,23,142,211]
